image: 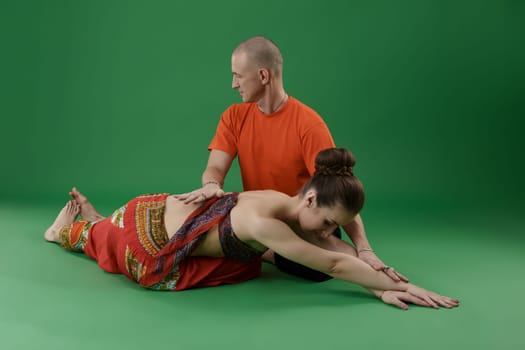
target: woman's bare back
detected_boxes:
[164,191,289,257]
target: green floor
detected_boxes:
[2,1,523,348]
[1,201,522,350]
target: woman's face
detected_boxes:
[298,197,355,237]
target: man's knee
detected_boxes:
[274,253,332,282]
[273,227,342,282]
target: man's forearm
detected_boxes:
[343,214,373,251]
[201,167,225,187]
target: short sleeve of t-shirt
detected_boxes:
[208,106,238,158]
[301,121,336,176]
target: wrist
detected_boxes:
[357,248,374,254]
[203,180,221,188]
[370,289,384,299]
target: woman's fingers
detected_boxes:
[383,288,459,311]
[400,293,431,307]
[430,294,460,308]
[390,298,409,310]
[381,292,409,310]
[408,286,461,310]
[408,287,440,308]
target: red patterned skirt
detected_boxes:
[57,193,261,290]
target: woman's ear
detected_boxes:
[304,190,317,208]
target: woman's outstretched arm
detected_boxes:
[253,218,459,309]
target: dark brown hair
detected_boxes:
[301,148,365,214]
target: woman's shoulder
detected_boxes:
[238,190,289,205]
[232,191,292,243]
[234,190,290,224]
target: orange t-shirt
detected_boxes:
[209,96,335,196]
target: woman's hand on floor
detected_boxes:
[380,287,459,310]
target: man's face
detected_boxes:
[231,51,263,103]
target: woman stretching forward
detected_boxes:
[44,148,458,310]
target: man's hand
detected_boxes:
[173,183,225,204]
[357,250,409,282]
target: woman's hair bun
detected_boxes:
[314,148,355,177]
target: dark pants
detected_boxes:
[274,227,342,282]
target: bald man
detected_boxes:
[177,36,407,283]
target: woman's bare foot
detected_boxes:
[69,187,105,221]
[44,201,80,242]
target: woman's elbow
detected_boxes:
[326,255,347,277]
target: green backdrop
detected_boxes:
[2,0,524,213]
[1,2,524,350]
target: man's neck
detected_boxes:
[256,89,288,115]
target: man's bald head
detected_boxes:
[233,36,283,77]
